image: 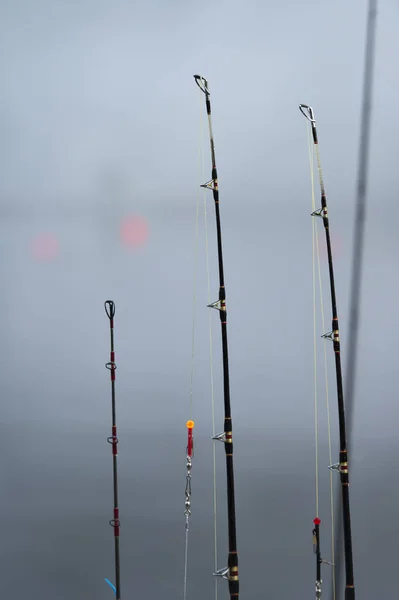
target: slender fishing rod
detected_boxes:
[312,517,322,599]
[299,105,355,600]
[194,74,239,600]
[104,300,121,599]
[333,3,377,599]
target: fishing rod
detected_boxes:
[299,104,355,600]
[332,2,377,598]
[312,517,322,599]
[104,300,121,599]
[194,74,239,600]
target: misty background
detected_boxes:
[1,1,398,598]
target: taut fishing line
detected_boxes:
[182,87,203,600]
[307,125,336,600]
[201,85,219,600]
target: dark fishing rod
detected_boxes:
[312,517,322,599]
[299,104,355,600]
[194,74,239,600]
[332,2,378,599]
[104,300,121,599]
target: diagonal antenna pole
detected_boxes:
[194,74,239,600]
[333,2,378,599]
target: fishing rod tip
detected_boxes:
[313,517,321,525]
[104,300,116,320]
[299,104,315,123]
[186,420,195,430]
[193,74,209,94]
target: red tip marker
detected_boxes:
[313,517,321,525]
[186,420,195,457]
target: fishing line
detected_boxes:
[187,87,203,421]
[318,241,337,600]
[309,125,319,520]
[182,88,204,600]
[308,123,336,600]
[201,87,219,600]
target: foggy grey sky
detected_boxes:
[1,1,398,599]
